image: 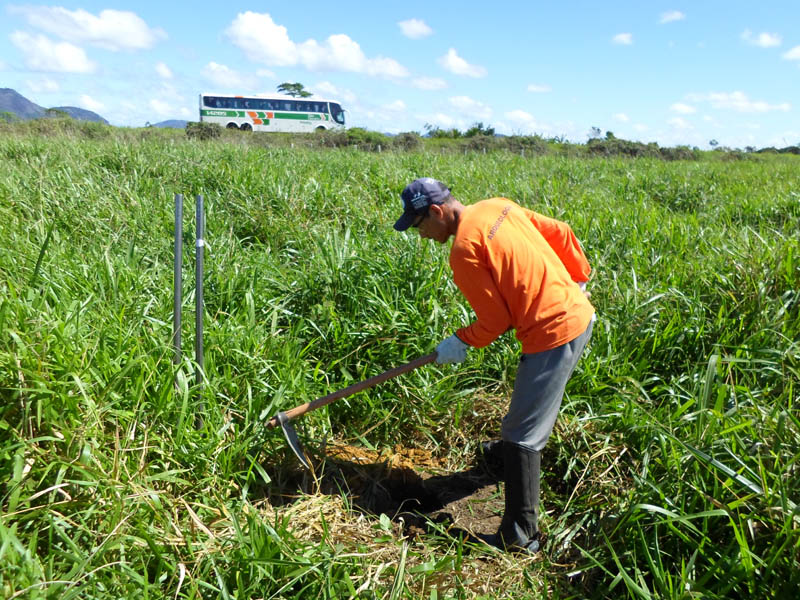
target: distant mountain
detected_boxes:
[0,88,45,119]
[0,88,108,124]
[151,119,188,129]
[50,106,108,124]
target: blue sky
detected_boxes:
[1,1,798,148]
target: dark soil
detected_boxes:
[266,442,506,540]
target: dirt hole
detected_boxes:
[265,442,505,538]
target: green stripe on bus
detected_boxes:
[274,113,310,120]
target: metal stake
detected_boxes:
[173,194,183,366]
[195,194,204,389]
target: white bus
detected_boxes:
[199,93,345,132]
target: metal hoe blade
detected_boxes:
[266,353,437,469]
[276,411,311,470]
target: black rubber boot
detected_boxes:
[478,439,504,472]
[480,442,541,555]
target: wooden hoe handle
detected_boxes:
[266,352,437,428]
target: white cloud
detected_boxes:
[359,54,408,78]
[257,68,276,78]
[668,117,691,129]
[506,110,536,126]
[10,32,96,73]
[79,94,104,112]
[149,99,172,117]
[312,81,357,104]
[412,77,447,90]
[783,46,800,60]
[9,6,166,51]
[157,83,186,105]
[202,62,256,89]
[671,103,696,114]
[26,77,60,93]
[741,30,782,48]
[438,48,487,78]
[226,12,295,66]
[155,62,173,79]
[226,12,408,78]
[614,113,630,122]
[527,84,551,93]
[398,18,433,39]
[686,91,790,113]
[383,100,406,112]
[0,60,6,70]
[449,96,492,120]
[612,33,633,45]
[660,11,685,24]
[428,112,458,129]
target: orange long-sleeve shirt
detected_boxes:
[451,198,594,354]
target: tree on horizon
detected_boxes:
[277,82,312,98]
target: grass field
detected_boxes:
[1,123,798,599]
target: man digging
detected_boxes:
[393,178,595,555]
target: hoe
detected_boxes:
[267,352,437,469]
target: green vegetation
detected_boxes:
[185,121,223,141]
[0,111,20,124]
[424,122,496,138]
[1,122,798,599]
[277,82,313,98]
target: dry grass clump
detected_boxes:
[250,489,546,599]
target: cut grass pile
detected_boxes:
[1,126,798,599]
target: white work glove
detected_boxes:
[435,334,468,364]
[578,281,598,322]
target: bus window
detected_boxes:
[330,103,345,125]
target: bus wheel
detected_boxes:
[240,123,252,131]
[226,123,238,129]
[316,126,326,131]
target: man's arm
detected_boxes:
[450,247,514,348]
[525,209,591,282]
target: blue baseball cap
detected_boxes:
[393,178,451,231]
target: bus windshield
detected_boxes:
[330,103,345,125]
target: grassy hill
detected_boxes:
[1,122,798,599]
[0,88,108,123]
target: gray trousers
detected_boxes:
[501,319,594,451]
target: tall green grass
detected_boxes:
[1,126,798,598]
